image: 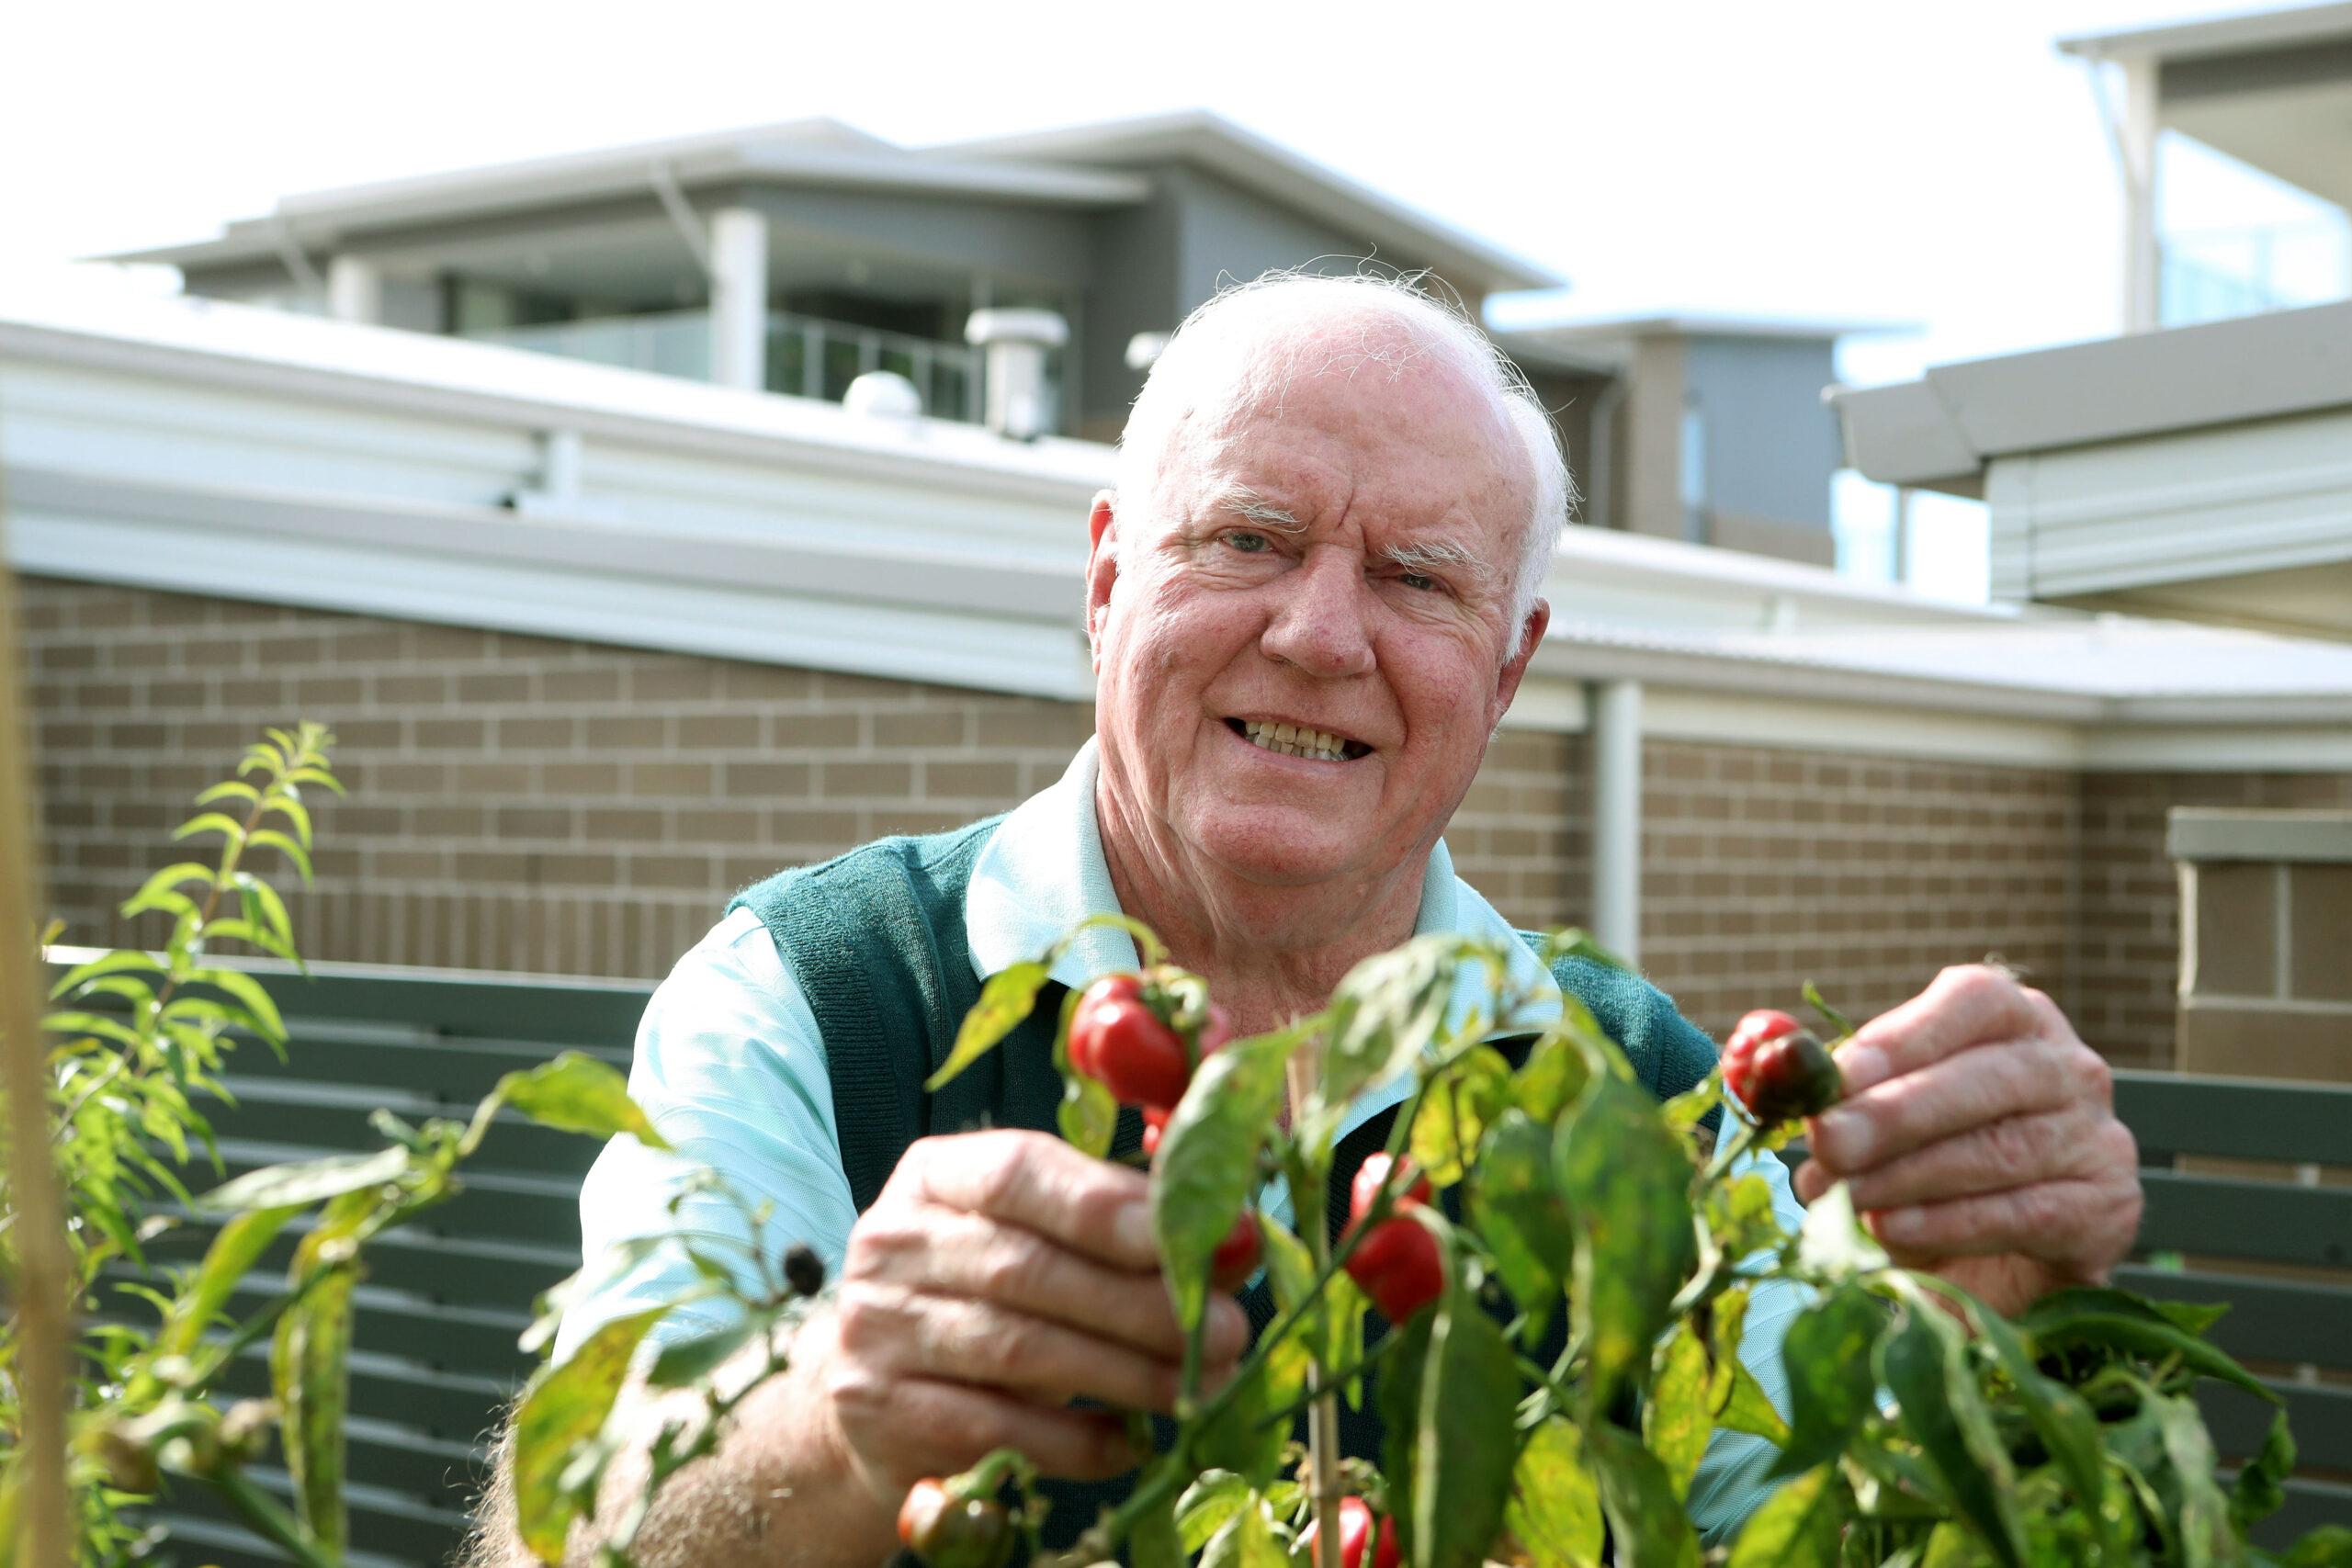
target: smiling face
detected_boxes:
[1087,309,1550,915]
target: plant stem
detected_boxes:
[206,1464,341,1568]
[0,545,74,1568]
[1284,1052,1343,1568]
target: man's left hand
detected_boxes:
[1792,964,2143,1317]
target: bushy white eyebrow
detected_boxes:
[1208,486,1309,533]
[1383,537,1492,581]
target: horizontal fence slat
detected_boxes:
[2253,1477,2352,1551]
[2114,1069,2352,1168]
[2199,1378,2352,1472]
[2112,1265,2352,1371]
[2138,1170,2352,1269]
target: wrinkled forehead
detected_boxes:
[1154,313,1531,523]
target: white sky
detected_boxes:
[6,0,2345,600]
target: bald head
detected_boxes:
[1116,274,1569,634]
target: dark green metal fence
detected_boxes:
[67,951,655,1568]
[2109,1068,2352,1547]
[72,949,2352,1565]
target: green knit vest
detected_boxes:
[728,818,1722,1212]
[729,819,1722,1550]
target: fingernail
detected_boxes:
[1815,1107,1872,1168]
[1114,1199,1155,1259]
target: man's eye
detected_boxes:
[1225,532,1270,554]
[1398,571,1438,592]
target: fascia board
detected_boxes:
[1826,378,1983,489]
[0,306,1115,511]
[6,467,1085,624]
[2058,3,2352,62]
[1927,302,2352,460]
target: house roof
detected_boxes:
[931,111,1558,294]
[108,111,1558,295]
[1826,298,2352,491]
[2057,1,2352,63]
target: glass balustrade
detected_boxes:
[463,307,987,423]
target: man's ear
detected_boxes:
[1490,598,1551,724]
[1084,491,1120,669]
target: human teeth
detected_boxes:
[1242,720,1351,761]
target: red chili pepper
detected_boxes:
[1211,1209,1261,1292]
[1300,1495,1399,1568]
[1721,1009,1843,1129]
[1341,1154,1442,1323]
[1067,977,1192,1110]
[1141,1106,1169,1156]
[896,1478,1014,1568]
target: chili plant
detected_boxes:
[518,915,2352,1568]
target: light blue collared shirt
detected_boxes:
[560,740,1804,1538]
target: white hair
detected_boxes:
[1115,271,1571,640]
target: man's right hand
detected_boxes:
[811,1128,1250,1513]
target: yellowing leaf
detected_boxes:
[928,960,1050,1091]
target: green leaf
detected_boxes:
[1410,1044,1511,1188]
[511,1308,666,1562]
[1794,1183,1888,1279]
[196,779,263,807]
[121,861,215,919]
[51,947,164,998]
[1403,1267,1521,1568]
[2024,1311,2275,1403]
[197,1145,412,1212]
[1727,1464,1845,1568]
[245,827,313,883]
[490,1052,670,1151]
[1152,1032,1290,1333]
[2282,1529,2352,1568]
[1506,1418,1603,1568]
[927,960,1051,1091]
[1261,1212,1363,1402]
[1772,1283,1885,1477]
[265,789,315,851]
[1049,983,1116,1158]
[646,1315,759,1388]
[1466,1109,1572,1340]
[1180,1470,1256,1552]
[1200,1493,1286,1568]
[1717,1360,1790,1445]
[235,872,298,951]
[1131,1463,1188,1568]
[2150,1385,2236,1568]
[1510,1030,1591,1125]
[1878,1307,2025,1568]
[273,1256,357,1555]
[1586,1422,1702,1568]
[1645,1318,1713,1501]
[173,810,250,845]
[1316,935,1467,1134]
[2233,1406,2296,1533]
[1196,1327,1308,1485]
[1555,1070,1696,1400]
[1951,1292,2113,1557]
[1801,982,1855,1043]
[156,1204,298,1359]
[186,964,288,1044]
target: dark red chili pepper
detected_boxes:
[1300,1495,1399,1568]
[1341,1154,1443,1323]
[1210,1209,1261,1292]
[1721,1008,1843,1128]
[897,1477,1014,1568]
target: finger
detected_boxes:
[854,1205,1202,1359]
[831,1369,1137,1488]
[1835,1106,2104,1212]
[1836,965,2047,1096]
[902,1131,1158,1270]
[1863,1165,2143,1274]
[1809,1032,2098,1175]
[838,1280,1197,1413]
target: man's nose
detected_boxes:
[1259,547,1376,679]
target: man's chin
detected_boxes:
[1182,812,1394,892]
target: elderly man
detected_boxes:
[477,275,2140,1568]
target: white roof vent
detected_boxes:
[966,309,1069,440]
[842,370,922,420]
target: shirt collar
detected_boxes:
[964,738,1564,1040]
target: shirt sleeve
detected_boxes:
[1684,1148,1814,1544]
[550,908,858,1363]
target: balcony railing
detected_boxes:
[464,308,988,423]
[2161,219,2351,328]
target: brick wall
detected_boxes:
[1636,741,2079,1048]
[32,574,2335,1066]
